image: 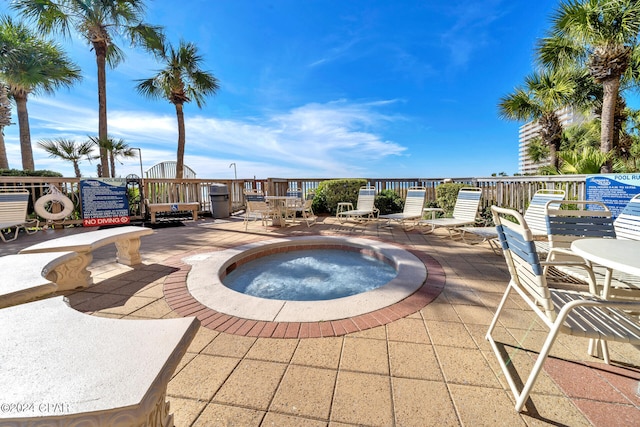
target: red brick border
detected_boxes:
[162,241,445,338]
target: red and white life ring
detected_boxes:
[34,193,74,221]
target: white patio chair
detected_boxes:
[614,193,640,240]
[460,188,565,253]
[378,186,426,230]
[336,186,379,223]
[418,187,482,237]
[487,206,640,412]
[243,190,276,230]
[0,189,39,242]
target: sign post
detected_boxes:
[80,178,130,227]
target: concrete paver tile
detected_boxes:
[168,354,240,400]
[340,337,389,375]
[388,341,443,381]
[246,337,298,363]
[392,377,458,426]
[213,359,287,410]
[291,337,343,369]
[448,384,527,427]
[270,365,337,419]
[331,371,393,426]
[385,317,430,343]
[193,403,264,427]
[202,332,256,357]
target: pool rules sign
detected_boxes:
[80,178,130,227]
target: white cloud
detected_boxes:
[3,98,407,179]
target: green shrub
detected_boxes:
[312,178,368,214]
[435,183,468,216]
[0,169,63,177]
[375,189,404,215]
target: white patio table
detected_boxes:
[265,196,301,227]
[570,238,640,299]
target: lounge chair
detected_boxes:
[0,189,39,242]
[336,186,379,223]
[378,186,426,230]
[486,205,640,412]
[418,187,482,237]
[614,193,640,240]
[460,188,565,253]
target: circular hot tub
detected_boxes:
[184,236,427,322]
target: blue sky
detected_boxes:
[2,0,566,179]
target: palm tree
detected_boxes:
[558,146,621,174]
[498,69,577,170]
[12,0,164,177]
[38,137,96,177]
[0,83,11,169]
[538,0,640,173]
[89,136,135,177]
[136,40,219,179]
[0,16,81,171]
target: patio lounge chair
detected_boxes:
[378,186,426,230]
[418,187,482,237]
[0,189,38,242]
[486,205,640,412]
[336,186,379,223]
[614,193,640,240]
[460,188,565,253]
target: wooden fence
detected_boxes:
[0,175,588,226]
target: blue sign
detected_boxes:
[80,178,130,226]
[586,174,640,219]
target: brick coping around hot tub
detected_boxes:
[163,236,445,338]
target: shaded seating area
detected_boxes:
[418,187,482,237]
[0,189,39,242]
[378,186,426,230]
[486,206,640,412]
[336,186,379,223]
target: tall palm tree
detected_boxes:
[136,40,219,179]
[538,0,640,173]
[498,69,577,170]
[38,137,96,177]
[0,16,81,171]
[0,83,11,169]
[12,0,164,177]
[89,135,135,177]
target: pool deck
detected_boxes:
[2,215,639,426]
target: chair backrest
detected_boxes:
[523,189,566,235]
[0,190,29,227]
[286,189,303,207]
[403,187,427,216]
[614,193,640,240]
[145,161,196,179]
[356,187,376,211]
[451,188,482,221]
[545,200,615,251]
[492,205,555,318]
[244,189,265,202]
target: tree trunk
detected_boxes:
[0,128,8,169]
[73,160,81,178]
[13,92,34,170]
[175,102,186,179]
[110,152,116,177]
[600,77,620,173]
[94,41,110,177]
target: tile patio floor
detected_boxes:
[2,215,639,426]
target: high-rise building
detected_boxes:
[518,106,588,174]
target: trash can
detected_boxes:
[209,183,230,218]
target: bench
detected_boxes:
[0,296,199,426]
[0,251,79,308]
[147,202,200,223]
[19,226,154,289]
